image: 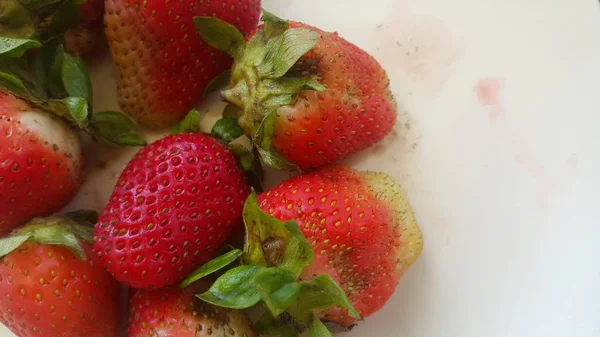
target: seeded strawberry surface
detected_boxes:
[270,23,396,169]
[258,166,422,327]
[94,134,250,289]
[0,242,120,337]
[0,93,82,233]
[104,0,261,128]
[128,286,257,337]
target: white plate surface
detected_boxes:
[2,0,600,336]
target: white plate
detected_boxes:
[3,0,600,336]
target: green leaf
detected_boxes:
[88,110,146,146]
[61,52,92,103]
[180,249,242,289]
[171,109,202,135]
[255,311,300,337]
[242,194,314,277]
[48,0,81,36]
[0,216,94,260]
[229,144,264,193]
[307,315,333,337]
[222,103,239,119]
[59,96,89,127]
[204,70,231,96]
[255,145,299,172]
[19,0,64,10]
[258,28,320,79]
[255,108,276,150]
[0,37,40,57]
[261,9,287,24]
[260,76,325,108]
[194,16,245,59]
[211,117,244,143]
[198,265,263,309]
[290,275,360,320]
[254,268,302,316]
[0,72,34,99]
[0,0,36,39]
[0,234,31,258]
[33,35,66,98]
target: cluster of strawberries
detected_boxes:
[0,1,423,336]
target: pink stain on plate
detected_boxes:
[474,78,557,207]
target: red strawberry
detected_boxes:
[65,0,107,57]
[0,214,121,337]
[94,133,250,289]
[128,285,257,337]
[104,0,261,129]
[0,92,82,234]
[257,165,423,327]
[196,13,397,170]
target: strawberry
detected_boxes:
[104,0,261,129]
[0,213,121,337]
[257,165,423,327]
[65,0,107,58]
[128,285,257,337]
[181,165,422,334]
[94,132,251,290]
[0,92,83,233]
[195,12,397,170]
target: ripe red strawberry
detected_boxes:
[195,13,397,170]
[104,0,261,129]
[0,92,82,234]
[65,0,107,58]
[128,285,257,337]
[257,165,423,327]
[0,215,121,337]
[94,133,250,289]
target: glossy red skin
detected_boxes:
[94,134,250,290]
[0,93,81,233]
[0,242,120,337]
[258,166,402,327]
[256,22,397,170]
[104,0,261,128]
[128,286,256,337]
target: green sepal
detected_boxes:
[0,214,95,261]
[211,116,244,143]
[0,0,37,39]
[55,96,89,127]
[61,51,92,104]
[47,0,81,36]
[255,311,300,337]
[204,70,231,96]
[0,71,34,99]
[254,267,302,317]
[171,109,202,135]
[289,275,361,321]
[257,28,320,79]
[179,249,242,289]
[307,315,333,337]
[242,193,313,278]
[194,16,245,59]
[197,264,263,309]
[0,37,41,58]
[228,143,264,193]
[253,109,299,172]
[88,110,146,146]
[223,103,238,119]
[261,9,287,24]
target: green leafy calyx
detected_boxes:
[0,212,97,261]
[195,12,324,171]
[182,192,359,336]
